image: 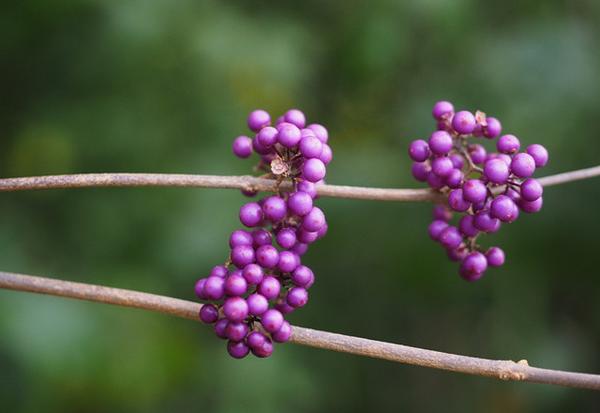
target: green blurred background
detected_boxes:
[1,0,599,411]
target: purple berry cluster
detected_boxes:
[195,109,332,359]
[408,101,549,281]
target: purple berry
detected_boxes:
[278,251,300,273]
[223,297,248,322]
[286,287,308,308]
[246,331,267,349]
[428,131,453,155]
[277,122,302,148]
[284,109,306,128]
[490,195,519,223]
[204,276,225,300]
[484,117,502,138]
[520,178,543,202]
[247,293,269,316]
[226,322,249,341]
[428,220,449,241]
[210,265,228,278]
[214,319,229,339]
[431,156,454,177]
[526,144,548,168]
[276,228,297,249]
[458,215,479,237]
[262,195,287,222]
[290,242,309,256]
[194,278,207,299]
[296,180,317,198]
[411,162,431,182]
[257,126,278,147]
[438,226,463,249]
[468,144,487,164]
[291,265,314,288]
[256,245,279,269]
[446,168,466,188]
[224,273,248,296]
[448,189,471,212]
[302,207,326,232]
[433,205,453,222]
[232,136,253,158]
[449,153,465,169]
[432,101,454,120]
[452,110,476,134]
[409,139,431,162]
[242,263,264,285]
[247,109,271,132]
[258,276,281,300]
[484,158,510,184]
[227,340,250,359]
[319,144,333,165]
[252,338,273,358]
[511,153,536,178]
[229,229,253,249]
[302,158,326,182]
[473,211,500,233]
[459,252,488,281]
[427,172,445,189]
[199,304,219,324]
[231,245,255,268]
[239,202,263,227]
[307,123,328,143]
[288,191,313,216]
[486,247,505,267]
[462,179,488,204]
[447,245,468,262]
[252,229,272,247]
[496,134,520,154]
[519,197,543,213]
[299,134,324,159]
[261,309,284,333]
[272,321,292,343]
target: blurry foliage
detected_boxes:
[1,0,599,412]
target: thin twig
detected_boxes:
[0,271,598,391]
[0,164,597,201]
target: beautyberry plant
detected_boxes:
[195,109,332,358]
[409,101,549,281]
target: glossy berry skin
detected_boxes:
[468,144,487,164]
[408,139,431,162]
[194,278,207,299]
[239,202,263,227]
[526,144,548,167]
[262,196,287,222]
[231,245,255,268]
[302,158,327,182]
[229,230,253,248]
[225,274,248,296]
[252,338,274,358]
[272,321,292,343]
[497,134,520,154]
[459,252,488,281]
[299,134,323,159]
[286,287,308,308]
[223,297,249,323]
[256,245,279,269]
[490,195,518,223]
[428,131,453,155]
[459,215,479,237]
[411,162,431,182]
[257,126,278,147]
[297,180,317,198]
[232,136,253,158]
[278,251,300,273]
[284,109,306,128]
[252,229,272,247]
[214,319,229,339]
[226,322,249,341]
[452,111,476,134]
[258,276,281,300]
[432,157,454,177]
[261,309,284,333]
[227,341,250,359]
[432,100,454,119]
[484,159,510,184]
[428,220,449,241]
[277,122,302,148]
[247,293,269,316]
[462,179,488,204]
[246,331,267,349]
[433,205,453,222]
[291,265,314,287]
[204,276,225,300]
[519,197,543,213]
[276,228,297,249]
[446,169,464,188]
[473,211,501,233]
[302,207,326,232]
[511,153,536,178]
[484,117,502,138]
[520,178,543,201]
[438,226,463,249]
[247,110,271,132]
[199,304,219,324]
[486,247,505,267]
[288,192,313,216]
[307,123,329,143]
[242,263,264,285]
[448,189,471,212]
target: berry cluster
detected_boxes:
[408,101,549,281]
[195,109,332,358]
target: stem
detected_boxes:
[1,270,598,391]
[0,164,597,202]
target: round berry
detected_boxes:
[252,229,272,247]
[428,131,453,155]
[497,134,520,154]
[432,156,454,177]
[490,195,519,223]
[261,309,284,333]
[411,162,431,182]
[468,144,487,164]
[247,110,271,132]
[194,278,207,299]
[214,318,229,339]
[433,205,453,222]
[288,191,313,216]
[520,178,543,202]
[302,207,326,232]
[307,123,328,143]
[258,276,281,300]
[204,276,225,300]
[278,251,300,273]
[223,297,248,322]
[284,109,306,128]
[486,247,505,267]
[199,304,219,324]
[239,202,263,227]
[484,158,510,184]
[452,110,476,134]
[276,228,297,249]
[302,158,327,182]
[257,126,278,147]
[291,265,314,288]
[519,197,543,213]
[473,211,501,233]
[511,153,536,178]
[226,322,249,341]
[459,252,488,281]
[252,338,274,358]
[246,331,267,349]
[224,273,248,296]
[242,263,263,285]
[229,229,253,249]
[428,220,449,241]
[247,293,269,316]
[484,117,502,138]
[231,245,255,268]
[409,139,431,162]
[287,287,309,308]
[462,179,488,204]
[272,321,292,343]
[299,134,324,159]
[526,144,548,168]
[432,100,454,120]
[232,136,253,158]
[262,195,287,222]
[256,245,279,269]
[448,189,471,212]
[458,215,479,237]
[319,144,333,165]
[296,180,317,198]
[277,122,302,147]
[227,340,250,359]
[438,226,462,249]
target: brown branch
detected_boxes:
[0,164,598,201]
[1,271,598,391]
